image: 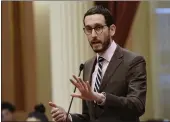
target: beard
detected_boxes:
[89,38,111,53]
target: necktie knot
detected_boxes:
[98,56,104,63]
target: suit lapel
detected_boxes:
[84,57,97,113]
[99,46,123,92]
[84,56,96,86]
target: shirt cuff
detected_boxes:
[68,114,72,122]
[97,92,106,105]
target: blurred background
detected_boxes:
[1,1,170,121]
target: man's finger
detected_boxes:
[51,108,59,115]
[78,78,87,90]
[73,75,86,90]
[70,79,85,93]
[54,113,64,121]
[73,75,80,82]
[70,79,80,88]
[73,75,84,88]
[55,116,65,122]
[71,93,82,98]
[52,109,62,118]
[49,102,57,108]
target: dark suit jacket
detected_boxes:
[71,45,147,122]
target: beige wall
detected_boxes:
[33,1,94,120]
[49,1,94,114]
[33,2,52,119]
[126,1,153,120]
[126,1,170,120]
[154,1,170,119]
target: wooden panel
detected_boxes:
[2,1,37,118]
[12,1,25,111]
[1,1,15,104]
[19,1,37,112]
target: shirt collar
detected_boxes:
[97,40,117,62]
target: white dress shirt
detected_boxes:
[91,41,117,91]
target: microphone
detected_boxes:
[66,63,84,122]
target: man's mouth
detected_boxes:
[91,41,101,45]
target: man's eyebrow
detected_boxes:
[85,23,104,28]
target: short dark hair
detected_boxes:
[1,101,16,113]
[27,103,48,122]
[83,5,115,26]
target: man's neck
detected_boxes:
[98,42,112,56]
[96,40,117,62]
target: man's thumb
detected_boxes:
[49,102,57,108]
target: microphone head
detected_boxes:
[79,63,84,71]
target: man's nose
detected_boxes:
[91,29,97,38]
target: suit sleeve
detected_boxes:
[71,100,90,122]
[104,56,147,117]
[71,63,90,122]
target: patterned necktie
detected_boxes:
[94,56,104,92]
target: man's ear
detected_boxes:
[109,24,116,37]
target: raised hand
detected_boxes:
[70,75,103,102]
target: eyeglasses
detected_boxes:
[83,25,107,35]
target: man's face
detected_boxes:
[84,14,116,53]
[2,109,14,121]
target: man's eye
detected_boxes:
[87,28,92,30]
[95,26,102,30]
[86,28,92,31]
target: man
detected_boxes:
[2,101,16,121]
[49,5,147,122]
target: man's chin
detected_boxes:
[93,48,104,53]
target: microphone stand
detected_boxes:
[66,64,84,122]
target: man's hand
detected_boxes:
[70,75,104,102]
[49,102,69,122]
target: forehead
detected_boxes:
[84,14,105,26]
